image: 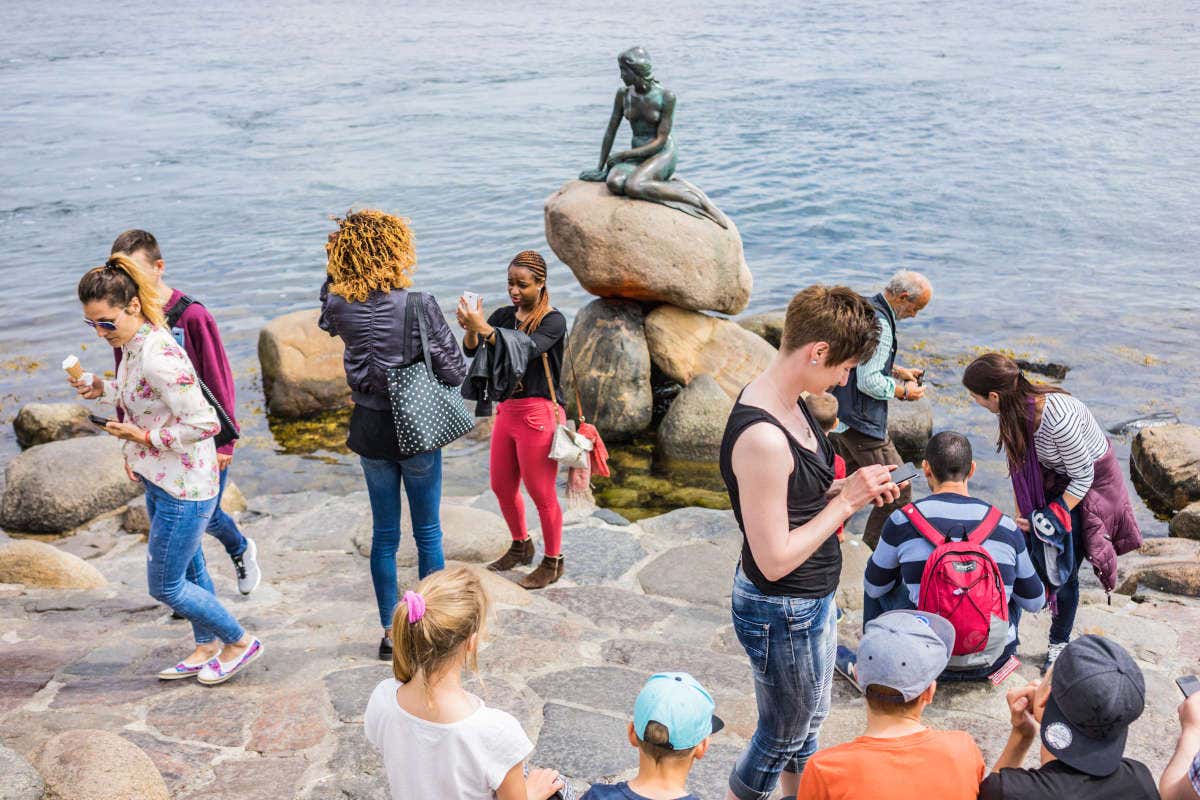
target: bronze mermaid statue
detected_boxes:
[579,46,728,228]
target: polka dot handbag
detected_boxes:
[386,293,475,457]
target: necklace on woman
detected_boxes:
[766,376,816,449]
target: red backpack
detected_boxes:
[903,503,1010,670]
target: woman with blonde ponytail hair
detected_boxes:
[458,251,569,590]
[365,566,570,800]
[69,255,262,685]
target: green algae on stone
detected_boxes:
[268,408,352,457]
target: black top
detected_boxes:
[979,759,1159,800]
[719,396,841,597]
[464,307,567,404]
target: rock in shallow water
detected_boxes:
[1170,501,1200,540]
[258,308,350,418]
[13,402,97,449]
[737,308,786,348]
[644,305,775,400]
[1131,424,1200,511]
[658,374,734,462]
[887,396,934,463]
[544,180,752,315]
[0,436,143,533]
[562,298,652,441]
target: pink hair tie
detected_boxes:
[403,590,426,624]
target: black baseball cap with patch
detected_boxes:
[1040,635,1146,777]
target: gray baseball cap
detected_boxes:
[856,610,956,702]
[1040,635,1146,777]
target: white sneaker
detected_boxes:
[1043,641,1068,673]
[231,537,261,595]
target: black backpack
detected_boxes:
[166,296,239,448]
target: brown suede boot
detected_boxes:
[517,555,564,590]
[487,538,534,572]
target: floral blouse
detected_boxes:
[100,324,221,501]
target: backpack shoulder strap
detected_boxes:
[901,503,945,547]
[165,294,197,329]
[966,505,1005,545]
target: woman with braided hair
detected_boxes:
[458,251,568,590]
[319,210,468,660]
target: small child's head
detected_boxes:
[111,229,164,276]
[857,610,955,717]
[392,566,489,685]
[803,392,840,433]
[627,673,723,770]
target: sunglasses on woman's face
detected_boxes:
[83,306,128,332]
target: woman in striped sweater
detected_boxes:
[963,353,1141,671]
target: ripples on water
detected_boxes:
[0,1,1196,532]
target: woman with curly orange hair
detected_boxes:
[458,251,568,590]
[319,210,467,660]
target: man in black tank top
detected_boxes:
[719,286,900,800]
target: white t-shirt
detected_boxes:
[364,678,533,799]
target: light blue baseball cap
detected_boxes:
[633,672,724,750]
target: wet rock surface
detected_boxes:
[0,487,1193,799]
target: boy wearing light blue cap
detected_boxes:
[581,672,723,800]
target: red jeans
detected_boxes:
[490,398,563,557]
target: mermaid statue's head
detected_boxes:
[618,46,654,88]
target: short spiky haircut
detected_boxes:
[781,285,880,365]
[111,229,162,262]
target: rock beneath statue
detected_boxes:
[13,403,97,449]
[888,398,934,463]
[658,375,734,462]
[644,305,775,400]
[258,309,351,418]
[1131,424,1200,511]
[562,299,652,441]
[738,308,786,349]
[544,181,752,315]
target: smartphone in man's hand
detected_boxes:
[1177,675,1200,698]
[890,462,921,486]
[88,414,111,428]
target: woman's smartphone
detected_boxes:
[88,414,111,428]
[890,462,921,486]
[461,291,481,308]
[1177,674,1200,698]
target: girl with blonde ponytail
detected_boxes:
[457,251,570,590]
[70,255,262,685]
[364,566,570,800]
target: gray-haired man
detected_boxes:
[831,270,932,549]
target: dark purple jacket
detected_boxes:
[318,281,467,411]
[1045,446,1142,592]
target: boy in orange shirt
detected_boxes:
[796,610,985,799]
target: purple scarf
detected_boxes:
[1009,396,1045,517]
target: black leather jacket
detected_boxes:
[319,280,467,411]
[461,327,534,416]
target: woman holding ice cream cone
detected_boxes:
[68,254,261,685]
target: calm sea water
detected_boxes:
[1,1,1196,533]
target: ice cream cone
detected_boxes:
[62,356,83,381]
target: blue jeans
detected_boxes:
[729,567,836,800]
[206,467,247,558]
[144,481,245,645]
[360,451,446,630]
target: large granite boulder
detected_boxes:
[738,308,786,349]
[0,436,143,533]
[0,540,107,589]
[644,305,775,400]
[1116,537,1200,598]
[1170,501,1200,540]
[34,729,169,800]
[561,299,652,441]
[658,375,734,462]
[0,743,43,800]
[888,397,934,462]
[13,402,97,449]
[1131,424,1200,511]
[544,180,752,315]
[258,308,351,418]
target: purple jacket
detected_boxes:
[1044,445,1142,592]
[318,281,467,411]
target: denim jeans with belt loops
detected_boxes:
[729,566,837,800]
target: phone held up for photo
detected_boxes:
[890,462,921,487]
[461,291,481,308]
[1178,674,1200,698]
[87,414,111,428]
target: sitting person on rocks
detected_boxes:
[365,566,571,800]
[581,672,721,800]
[856,431,1045,683]
[1159,690,1200,800]
[796,610,986,800]
[982,635,1158,799]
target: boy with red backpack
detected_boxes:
[856,431,1045,683]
